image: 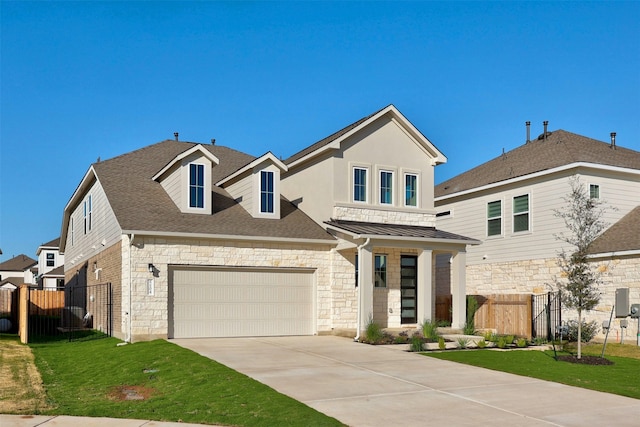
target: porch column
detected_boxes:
[358,242,374,336]
[417,249,433,324]
[451,250,467,329]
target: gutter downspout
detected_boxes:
[353,237,370,342]
[126,233,135,343]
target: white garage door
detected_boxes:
[170,267,315,338]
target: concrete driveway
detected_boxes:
[171,336,640,427]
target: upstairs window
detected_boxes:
[46,253,55,267]
[260,170,274,213]
[71,218,74,246]
[513,194,530,232]
[374,254,387,288]
[353,167,368,202]
[590,184,600,199]
[380,170,393,205]
[88,195,92,232]
[405,173,418,207]
[189,164,205,208]
[487,200,502,236]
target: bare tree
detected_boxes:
[554,176,610,359]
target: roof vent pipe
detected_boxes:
[174,132,179,141]
[526,121,531,144]
[543,121,548,141]
[211,138,216,145]
[610,132,616,149]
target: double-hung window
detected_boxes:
[590,184,600,199]
[353,167,368,202]
[374,254,387,288]
[189,164,205,208]
[380,170,393,205]
[46,253,55,267]
[513,194,530,232]
[83,199,88,234]
[487,200,502,236]
[404,173,417,207]
[260,170,274,213]
[88,195,92,232]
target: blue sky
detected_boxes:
[1,1,639,261]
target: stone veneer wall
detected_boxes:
[334,206,435,227]
[124,235,341,341]
[464,256,640,340]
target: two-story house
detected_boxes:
[0,254,37,289]
[35,238,65,290]
[434,123,640,336]
[59,105,478,342]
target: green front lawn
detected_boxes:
[424,346,640,399]
[31,337,343,426]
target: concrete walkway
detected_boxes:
[172,335,640,427]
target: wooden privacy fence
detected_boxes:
[472,294,532,338]
[29,289,65,316]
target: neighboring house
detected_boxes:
[434,124,640,337]
[0,254,37,288]
[59,105,479,342]
[36,238,65,290]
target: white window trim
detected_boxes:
[486,199,503,238]
[352,165,370,204]
[260,170,275,214]
[88,194,92,232]
[188,163,206,210]
[403,171,419,208]
[512,193,531,234]
[374,253,387,288]
[588,183,601,199]
[379,169,395,206]
[71,217,74,246]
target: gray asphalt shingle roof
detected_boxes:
[435,130,640,198]
[92,140,335,241]
[0,255,37,272]
[588,206,640,254]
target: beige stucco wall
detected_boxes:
[121,235,352,342]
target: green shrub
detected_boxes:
[364,314,383,344]
[516,338,528,348]
[409,335,424,352]
[497,337,507,349]
[438,337,446,350]
[532,337,548,345]
[566,320,600,343]
[484,331,498,342]
[476,339,487,349]
[457,338,470,349]
[421,319,441,342]
[464,296,479,335]
[505,335,515,345]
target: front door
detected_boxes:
[400,255,417,324]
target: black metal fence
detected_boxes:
[532,291,562,341]
[28,283,113,342]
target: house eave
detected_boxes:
[123,230,337,246]
[435,162,640,203]
[324,224,481,246]
[216,151,288,187]
[587,249,640,260]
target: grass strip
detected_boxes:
[424,348,640,399]
[31,337,343,426]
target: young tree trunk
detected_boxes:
[577,310,582,359]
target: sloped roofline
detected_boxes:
[60,165,99,253]
[285,105,447,169]
[216,151,288,187]
[435,162,640,202]
[152,144,220,181]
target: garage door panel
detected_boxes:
[171,267,314,338]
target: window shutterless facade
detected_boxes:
[379,170,393,205]
[513,194,530,232]
[83,200,87,234]
[374,254,387,288]
[590,184,600,199]
[404,173,418,207]
[487,200,502,236]
[189,164,205,208]
[353,167,368,202]
[46,253,55,267]
[260,170,274,213]
[88,195,92,232]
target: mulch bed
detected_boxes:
[557,355,614,365]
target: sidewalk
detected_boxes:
[0,415,221,427]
